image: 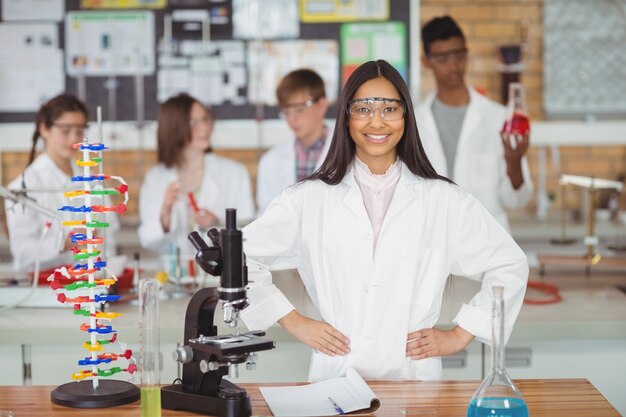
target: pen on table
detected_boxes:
[328,396,344,415]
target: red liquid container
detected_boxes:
[501,112,530,136]
[501,83,530,136]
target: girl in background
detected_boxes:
[5,94,119,273]
[138,93,254,255]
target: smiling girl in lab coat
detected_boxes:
[240,60,528,382]
[138,93,254,255]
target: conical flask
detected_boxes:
[467,286,528,417]
[501,83,530,136]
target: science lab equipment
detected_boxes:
[161,208,275,417]
[140,278,161,417]
[501,83,530,137]
[549,180,576,245]
[538,174,625,276]
[49,136,139,408]
[467,286,528,417]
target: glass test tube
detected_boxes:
[139,278,161,417]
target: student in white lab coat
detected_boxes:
[240,60,529,382]
[256,69,332,215]
[416,16,533,231]
[138,93,254,255]
[5,94,119,273]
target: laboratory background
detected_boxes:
[0,0,625,416]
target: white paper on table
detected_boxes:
[259,368,380,417]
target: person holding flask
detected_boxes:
[416,15,533,231]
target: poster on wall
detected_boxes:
[1,0,64,21]
[247,40,339,105]
[300,0,388,23]
[80,0,166,8]
[65,11,155,77]
[158,40,247,105]
[340,22,406,84]
[232,0,299,39]
[0,23,64,111]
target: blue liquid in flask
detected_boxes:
[467,397,528,417]
[467,287,529,417]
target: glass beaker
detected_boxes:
[139,278,161,417]
[467,286,528,417]
[501,83,530,137]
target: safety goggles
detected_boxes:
[278,97,320,118]
[427,48,468,65]
[51,123,88,137]
[348,98,406,121]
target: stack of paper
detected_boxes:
[259,368,380,416]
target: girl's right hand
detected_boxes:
[278,310,350,356]
[161,181,181,232]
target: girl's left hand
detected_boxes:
[405,326,474,360]
[193,208,217,229]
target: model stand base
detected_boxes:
[51,380,140,408]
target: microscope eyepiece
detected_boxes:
[225,208,236,230]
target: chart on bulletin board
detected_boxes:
[300,0,389,22]
[0,0,412,122]
[340,22,407,85]
[65,11,155,76]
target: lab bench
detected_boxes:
[0,379,619,416]
[2,263,626,413]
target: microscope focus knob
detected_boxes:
[172,346,193,364]
[200,360,220,373]
[246,352,258,371]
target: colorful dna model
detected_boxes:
[49,138,140,408]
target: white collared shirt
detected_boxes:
[352,157,401,251]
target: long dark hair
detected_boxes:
[310,59,449,185]
[157,93,213,168]
[29,94,88,167]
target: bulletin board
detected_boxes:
[0,0,412,123]
[544,0,626,119]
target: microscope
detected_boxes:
[161,209,275,417]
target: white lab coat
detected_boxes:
[241,162,528,382]
[138,153,255,255]
[256,129,333,215]
[416,88,533,231]
[4,153,119,273]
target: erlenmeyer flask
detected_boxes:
[467,286,528,417]
[501,83,530,136]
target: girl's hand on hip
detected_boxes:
[406,326,474,360]
[279,310,350,356]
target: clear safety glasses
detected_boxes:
[427,48,468,65]
[51,123,88,137]
[278,97,320,118]
[189,113,213,129]
[348,98,406,121]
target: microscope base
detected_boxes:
[161,380,251,417]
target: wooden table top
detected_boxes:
[0,379,619,416]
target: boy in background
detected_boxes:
[416,16,533,231]
[256,69,331,215]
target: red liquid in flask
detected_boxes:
[502,112,530,136]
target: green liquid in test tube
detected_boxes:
[140,278,161,417]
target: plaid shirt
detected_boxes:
[294,128,327,181]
